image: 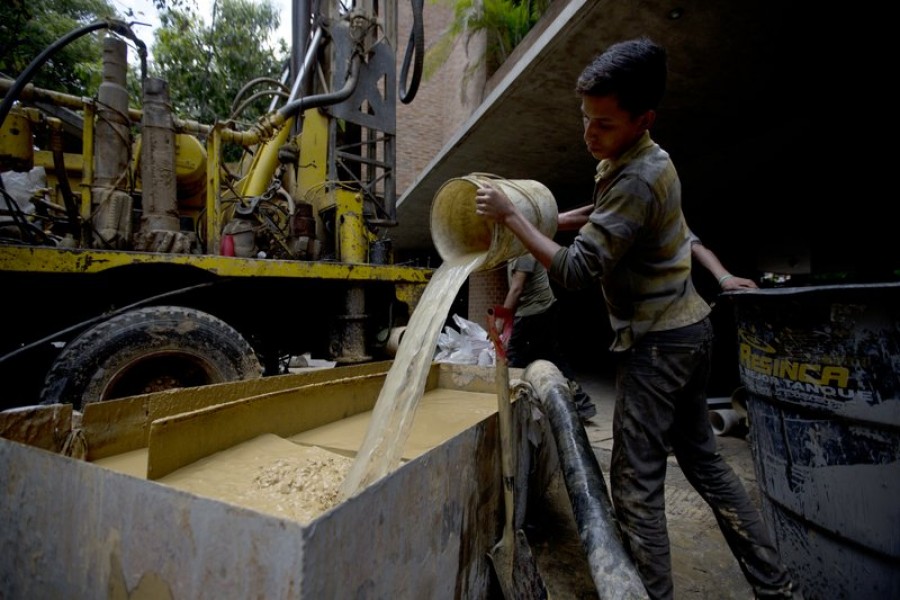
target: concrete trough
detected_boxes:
[0,362,524,599]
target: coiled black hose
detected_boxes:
[399,0,424,104]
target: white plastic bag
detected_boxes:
[434,314,495,366]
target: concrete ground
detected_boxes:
[537,371,760,599]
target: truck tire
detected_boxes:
[40,306,263,409]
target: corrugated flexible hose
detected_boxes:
[522,359,648,599]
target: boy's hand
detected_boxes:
[475,183,516,223]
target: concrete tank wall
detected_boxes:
[0,363,515,599]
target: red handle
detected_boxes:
[487,305,513,361]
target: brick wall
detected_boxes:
[466,267,507,327]
[395,2,486,195]
[394,3,495,321]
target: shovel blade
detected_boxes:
[488,529,548,599]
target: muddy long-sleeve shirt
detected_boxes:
[548,132,711,351]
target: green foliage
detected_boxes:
[151,0,289,126]
[0,0,119,95]
[422,23,456,82]
[453,0,547,68]
[428,0,550,80]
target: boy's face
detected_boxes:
[581,94,654,162]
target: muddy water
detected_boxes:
[91,251,491,519]
[93,447,149,478]
[338,252,487,499]
[158,434,353,523]
[290,388,496,461]
[92,388,497,522]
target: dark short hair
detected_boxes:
[575,37,667,117]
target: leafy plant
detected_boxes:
[427,0,551,86]
[0,0,118,95]
[152,0,288,126]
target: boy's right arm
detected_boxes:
[475,183,563,269]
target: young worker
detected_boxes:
[474,37,797,599]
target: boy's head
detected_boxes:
[575,37,667,118]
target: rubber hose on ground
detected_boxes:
[522,359,648,599]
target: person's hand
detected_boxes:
[475,182,516,223]
[719,275,758,290]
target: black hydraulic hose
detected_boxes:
[276,53,361,119]
[522,360,648,599]
[230,76,290,117]
[230,89,289,121]
[0,19,146,131]
[399,0,425,104]
[49,122,79,234]
[0,184,45,244]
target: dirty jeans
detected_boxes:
[610,317,791,600]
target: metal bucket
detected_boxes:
[430,173,558,271]
[729,283,900,599]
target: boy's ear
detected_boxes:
[640,110,657,130]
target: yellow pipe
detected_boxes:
[80,103,95,245]
[335,189,370,264]
[296,109,329,210]
[206,125,223,254]
[238,116,295,198]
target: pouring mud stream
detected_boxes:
[338,251,488,499]
[339,174,557,500]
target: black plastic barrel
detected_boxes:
[729,283,900,599]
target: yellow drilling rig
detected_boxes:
[0,0,431,411]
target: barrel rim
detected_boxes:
[725,281,900,298]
